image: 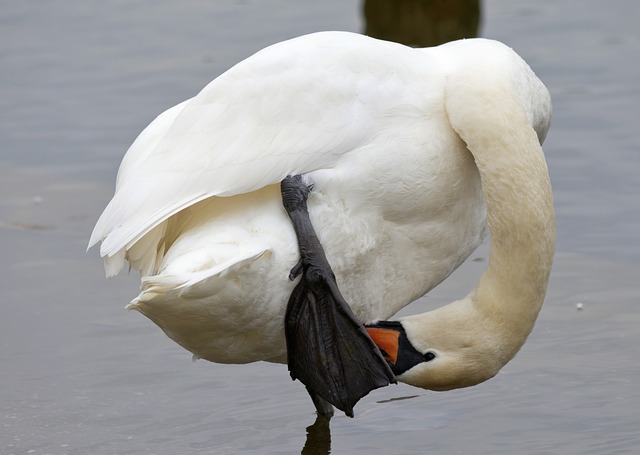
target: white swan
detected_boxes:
[89,31,554,417]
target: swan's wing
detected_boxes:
[89,32,410,259]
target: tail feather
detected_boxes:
[127,246,270,307]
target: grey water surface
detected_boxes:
[1,1,639,454]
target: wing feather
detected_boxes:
[89,33,421,270]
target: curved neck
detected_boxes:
[451,85,555,351]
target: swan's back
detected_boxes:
[90,32,440,274]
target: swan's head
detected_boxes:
[366,299,511,391]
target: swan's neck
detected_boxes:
[400,82,555,390]
[470,109,555,346]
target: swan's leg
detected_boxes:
[307,388,334,420]
[281,175,396,418]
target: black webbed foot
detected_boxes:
[281,175,396,418]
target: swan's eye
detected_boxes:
[423,351,436,362]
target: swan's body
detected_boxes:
[90,32,554,411]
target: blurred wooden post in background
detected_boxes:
[363,0,481,47]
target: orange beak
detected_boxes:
[366,327,400,364]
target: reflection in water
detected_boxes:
[363,0,481,47]
[301,415,332,455]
